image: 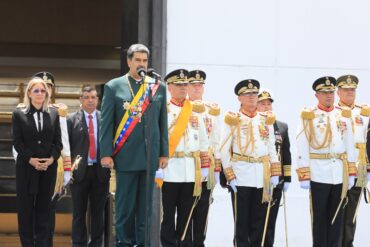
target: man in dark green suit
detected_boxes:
[100,43,169,247]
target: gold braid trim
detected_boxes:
[54,157,65,193]
[214,159,222,172]
[261,156,272,203]
[283,165,291,177]
[193,152,202,197]
[224,167,236,181]
[303,116,332,150]
[355,143,367,187]
[200,151,210,168]
[270,163,282,176]
[207,148,216,190]
[296,167,310,181]
[339,153,349,200]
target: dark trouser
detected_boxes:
[16,164,57,247]
[231,187,268,247]
[265,187,283,247]
[192,182,211,247]
[339,186,362,247]
[70,165,109,247]
[115,171,155,247]
[161,182,196,247]
[311,181,344,247]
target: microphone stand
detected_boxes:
[144,74,160,247]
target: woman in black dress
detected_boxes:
[12,77,62,247]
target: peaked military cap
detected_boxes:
[234,79,260,95]
[32,71,55,87]
[336,74,358,89]
[312,76,336,92]
[258,88,274,103]
[188,70,206,84]
[164,69,189,84]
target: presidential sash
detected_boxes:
[168,99,192,157]
[113,76,160,156]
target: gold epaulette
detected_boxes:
[360,105,370,117]
[51,103,68,117]
[339,106,352,118]
[16,103,25,108]
[259,111,276,125]
[192,100,206,113]
[300,108,315,120]
[206,102,221,116]
[224,111,240,126]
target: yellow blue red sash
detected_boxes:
[113,76,160,156]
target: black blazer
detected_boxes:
[12,106,62,193]
[273,120,292,185]
[67,110,110,183]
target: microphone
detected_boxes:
[137,67,147,78]
[147,68,161,79]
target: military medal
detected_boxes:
[123,101,130,110]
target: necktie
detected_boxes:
[88,114,96,160]
[36,111,42,132]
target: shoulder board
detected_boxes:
[51,103,68,117]
[224,111,240,126]
[259,111,276,125]
[192,100,206,113]
[300,107,315,120]
[205,102,220,116]
[336,106,352,118]
[359,105,370,117]
[16,103,26,109]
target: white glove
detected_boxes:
[348,175,355,190]
[367,172,370,184]
[300,180,310,190]
[283,182,290,192]
[155,169,164,180]
[270,176,279,187]
[214,172,220,185]
[229,179,237,192]
[63,171,71,186]
[201,168,209,180]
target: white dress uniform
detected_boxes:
[296,106,356,184]
[221,111,278,188]
[163,101,209,182]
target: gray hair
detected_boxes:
[23,77,50,113]
[127,44,150,60]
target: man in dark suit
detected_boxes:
[67,85,110,247]
[100,44,168,246]
[257,89,291,247]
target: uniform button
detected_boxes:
[38,141,41,144]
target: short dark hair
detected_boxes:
[80,85,96,97]
[127,44,150,60]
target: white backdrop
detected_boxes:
[166,0,370,246]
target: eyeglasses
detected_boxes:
[31,89,46,94]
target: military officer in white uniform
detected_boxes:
[187,70,222,247]
[335,75,370,247]
[220,79,280,247]
[159,69,209,247]
[296,76,356,247]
